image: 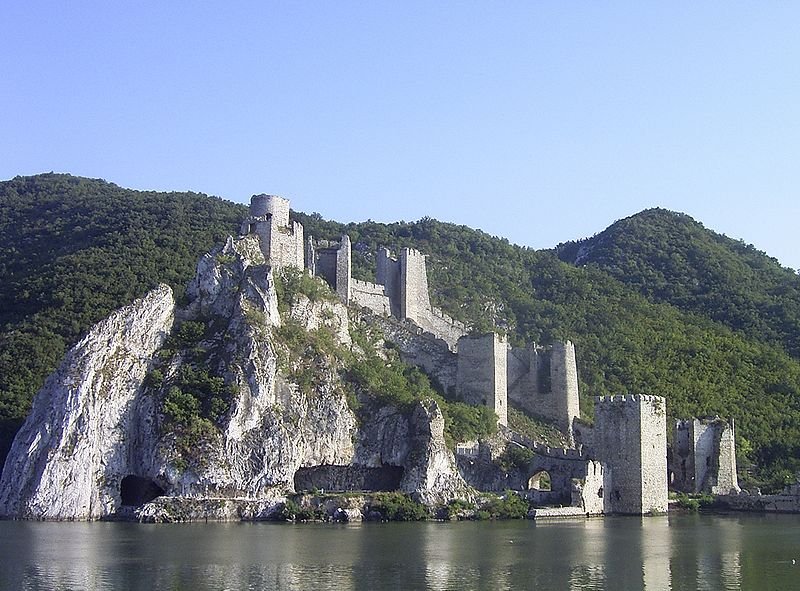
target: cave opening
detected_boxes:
[120,475,165,507]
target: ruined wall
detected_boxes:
[310,235,352,304]
[370,313,458,395]
[592,395,667,514]
[456,334,508,426]
[350,280,392,316]
[377,248,401,317]
[575,460,611,515]
[507,341,580,441]
[671,418,740,495]
[314,248,339,289]
[714,419,740,495]
[293,465,404,493]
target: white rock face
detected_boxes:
[0,285,175,519]
[0,231,473,520]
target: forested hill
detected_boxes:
[0,174,245,464]
[556,208,800,359]
[1,174,800,490]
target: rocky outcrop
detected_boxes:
[151,236,358,498]
[0,285,175,519]
[0,230,474,520]
[399,400,473,505]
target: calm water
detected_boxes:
[1,514,799,590]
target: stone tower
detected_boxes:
[550,341,580,437]
[307,234,352,303]
[240,195,304,269]
[592,395,667,514]
[670,417,740,495]
[456,333,508,426]
[399,248,432,321]
[507,341,580,442]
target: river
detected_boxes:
[1,513,798,590]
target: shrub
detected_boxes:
[497,444,535,472]
[370,493,428,521]
[479,492,530,519]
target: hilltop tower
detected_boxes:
[240,195,304,269]
[456,333,508,426]
[507,341,580,441]
[592,395,667,514]
[307,234,352,303]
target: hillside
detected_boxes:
[2,175,800,490]
[0,174,245,463]
[556,208,800,358]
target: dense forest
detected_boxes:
[556,208,800,358]
[2,174,799,490]
[0,174,245,464]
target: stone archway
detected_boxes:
[528,471,552,491]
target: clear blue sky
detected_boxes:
[2,2,799,269]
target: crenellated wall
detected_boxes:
[350,279,392,316]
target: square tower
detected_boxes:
[456,333,508,426]
[592,395,667,514]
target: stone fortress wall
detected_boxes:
[240,194,737,515]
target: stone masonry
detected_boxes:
[670,417,740,495]
[240,195,304,269]
[591,395,668,514]
[507,341,580,440]
[456,334,508,426]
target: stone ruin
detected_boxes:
[241,194,737,515]
[669,416,740,495]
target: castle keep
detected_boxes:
[240,195,304,269]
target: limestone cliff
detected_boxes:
[0,285,175,519]
[0,233,470,520]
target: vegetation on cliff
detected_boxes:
[0,174,244,464]
[2,174,799,490]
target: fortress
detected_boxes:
[241,194,737,515]
[241,195,580,434]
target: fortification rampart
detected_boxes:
[366,312,459,395]
[350,279,391,316]
[502,427,586,460]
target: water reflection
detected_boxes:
[1,515,799,590]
